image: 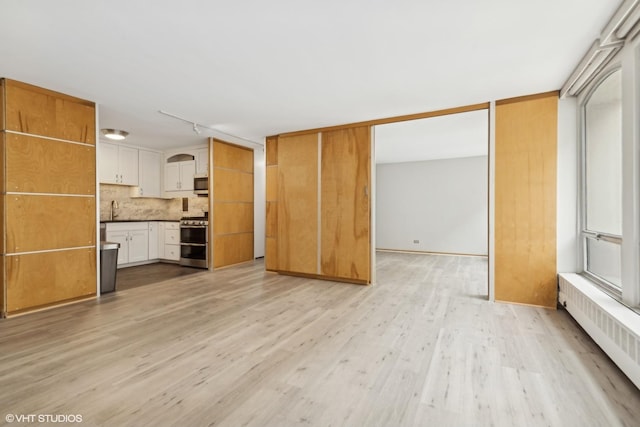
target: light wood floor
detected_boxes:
[1,252,639,426]
[115,263,205,291]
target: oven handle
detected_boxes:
[180,243,207,246]
[180,226,208,229]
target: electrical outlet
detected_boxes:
[413,239,419,244]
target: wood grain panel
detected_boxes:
[265,237,277,271]
[495,92,557,308]
[213,233,254,268]
[6,195,96,253]
[321,126,371,282]
[277,133,318,274]
[6,133,95,194]
[213,169,253,202]
[266,202,277,238]
[214,202,254,234]
[266,165,278,201]
[6,248,96,314]
[0,255,4,316]
[266,136,278,166]
[213,139,253,172]
[0,134,4,255]
[0,80,5,130]
[4,79,95,144]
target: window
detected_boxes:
[581,69,622,293]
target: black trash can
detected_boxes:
[100,241,120,294]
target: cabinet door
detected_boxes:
[128,229,149,263]
[148,222,159,259]
[164,163,180,191]
[277,133,318,274]
[195,148,209,175]
[321,127,371,282]
[106,231,129,265]
[180,160,196,190]
[139,150,161,197]
[99,142,119,184]
[118,146,139,186]
[157,222,165,258]
[164,244,180,261]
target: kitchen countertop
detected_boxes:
[100,219,180,223]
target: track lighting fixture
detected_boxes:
[193,122,201,135]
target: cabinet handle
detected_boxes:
[115,173,119,183]
[120,174,124,183]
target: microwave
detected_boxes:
[193,175,208,196]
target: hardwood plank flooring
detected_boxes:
[0,252,639,426]
[115,263,205,291]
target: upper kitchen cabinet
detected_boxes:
[194,147,209,175]
[164,155,195,192]
[3,79,95,144]
[133,149,162,198]
[99,142,139,185]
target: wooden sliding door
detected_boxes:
[277,133,319,275]
[273,126,371,284]
[321,127,370,281]
[212,139,254,268]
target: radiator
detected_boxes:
[558,273,640,390]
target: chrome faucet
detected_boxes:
[110,200,119,221]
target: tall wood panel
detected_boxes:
[265,136,278,271]
[321,127,370,282]
[495,92,558,308]
[212,139,254,269]
[277,133,318,275]
[1,79,96,316]
[6,249,96,313]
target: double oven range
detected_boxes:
[179,215,208,269]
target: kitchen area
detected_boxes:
[98,136,256,293]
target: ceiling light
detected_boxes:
[193,123,201,135]
[101,129,129,140]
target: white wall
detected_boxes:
[557,97,579,272]
[376,156,488,255]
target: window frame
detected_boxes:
[577,38,640,310]
[579,67,623,296]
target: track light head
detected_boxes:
[193,123,201,135]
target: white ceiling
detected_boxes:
[375,110,488,164]
[0,0,620,151]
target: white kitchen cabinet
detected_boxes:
[99,142,139,185]
[164,160,195,192]
[157,222,165,259]
[163,222,180,261]
[134,150,162,198]
[105,222,149,266]
[148,222,159,259]
[194,147,209,175]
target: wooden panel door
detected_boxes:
[321,127,371,282]
[212,139,254,269]
[277,133,318,274]
[495,92,557,308]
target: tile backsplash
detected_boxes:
[100,184,208,221]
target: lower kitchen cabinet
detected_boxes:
[163,222,180,261]
[105,222,149,267]
[148,222,159,259]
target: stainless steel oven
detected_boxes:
[179,216,208,269]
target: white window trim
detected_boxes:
[577,36,640,309]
